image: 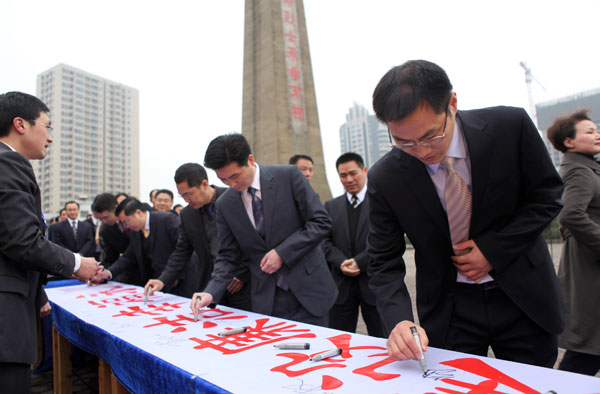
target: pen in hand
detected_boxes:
[410,326,427,374]
[144,285,152,305]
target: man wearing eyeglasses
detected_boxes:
[367,60,564,368]
[0,91,101,392]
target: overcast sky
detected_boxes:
[2,0,599,202]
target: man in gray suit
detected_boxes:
[322,152,383,337]
[0,91,99,393]
[191,134,337,326]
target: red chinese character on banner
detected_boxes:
[271,333,400,388]
[112,302,185,318]
[284,0,294,7]
[289,85,303,99]
[144,314,195,333]
[287,66,301,81]
[284,31,297,44]
[431,358,541,394]
[291,105,304,120]
[284,10,295,26]
[141,308,245,334]
[96,286,138,297]
[286,47,299,62]
[112,306,162,318]
[188,318,316,354]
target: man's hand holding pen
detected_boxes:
[190,292,214,316]
[144,279,164,296]
[386,320,429,362]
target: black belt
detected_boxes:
[456,280,498,291]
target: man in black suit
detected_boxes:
[367,60,564,367]
[323,152,383,337]
[192,134,337,326]
[50,200,96,257]
[91,193,130,275]
[145,163,251,310]
[0,91,99,392]
[289,154,314,183]
[93,198,201,297]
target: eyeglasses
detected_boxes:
[33,120,53,133]
[388,103,449,150]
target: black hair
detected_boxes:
[0,91,49,137]
[91,193,117,213]
[204,133,252,170]
[64,200,80,209]
[372,60,453,123]
[174,163,208,187]
[289,154,313,165]
[155,189,174,200]
[336,152,365,169]
[122,198,150,216]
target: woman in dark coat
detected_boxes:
[547,109,600,375]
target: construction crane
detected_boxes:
[519,61,545,127]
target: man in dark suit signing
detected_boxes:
[50,200,96,257]
[367,60,564,367]
[92,199,197,297]
[91,193,131,282]
[144,163,251,310]
[191,134,337,326]
[0,91,100,393]
[322,152,383,337]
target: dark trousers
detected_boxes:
[221,281,252,312]
[444,282,557,368]
[559,350,600,376]
[329,281,384,338]
[271,287,328,327]
[0,362,31,394]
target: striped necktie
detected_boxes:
[351,194,359,208]
[441,157,472,252]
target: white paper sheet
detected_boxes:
[46,283,600,394]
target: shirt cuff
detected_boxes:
[73,253,81,274]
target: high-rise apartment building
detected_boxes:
[35,64,140,217]
[536,87,600,168]
[339,103,389,168]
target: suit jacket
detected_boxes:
[367,106,564,346]
[557,152,600,354]
[99,222,130,266]
[158,187,249,293]
[109,211,180,287]
[322,194,376,305]
[205,165,337,317]
[0,142,75,365]
[50,218,96,257]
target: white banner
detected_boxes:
[46,283,600,394]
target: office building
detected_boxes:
[35,64,140,218]
[339,103,390,168]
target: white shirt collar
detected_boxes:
[346,182,368,205]
[0,141,16,152]
[243,163,261,196]
[426,116,467,175]
[145,211,151,232]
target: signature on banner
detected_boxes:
[73,285,553,394]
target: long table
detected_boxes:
[47,282,600,394]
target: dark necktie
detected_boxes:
[72,220,78,241]
[206,202,216,221]
[351,194,359,208]
[248,187,265,239]
[249,186,288,290]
